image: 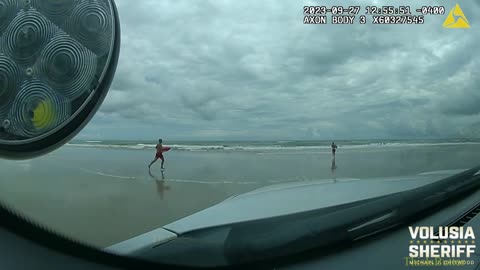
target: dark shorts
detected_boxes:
[155,153,164,161]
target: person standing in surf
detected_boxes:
[331,141,338,157]
[148,139,171,171]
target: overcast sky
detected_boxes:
[77,0,480,141]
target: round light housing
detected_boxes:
[0,0,120,159]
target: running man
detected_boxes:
[331,141,338,156]
[148,139,171,171]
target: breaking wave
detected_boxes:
[65,141,480,152]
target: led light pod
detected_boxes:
[0,0,120,159]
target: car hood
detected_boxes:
[105,169,473,255]
[164,169,468,234]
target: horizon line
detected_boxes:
[71,137,480,142]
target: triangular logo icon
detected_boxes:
[443,3,470,28]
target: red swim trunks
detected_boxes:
[155,152,164,160]
[155,146,170,160]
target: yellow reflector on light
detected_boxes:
[32,99,55,130]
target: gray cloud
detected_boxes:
[79,0,480,140]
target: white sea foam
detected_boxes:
[66,141,480,152]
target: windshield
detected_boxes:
[0,0,480,267]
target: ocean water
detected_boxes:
[67,138,480,152]
[1,139,480,248]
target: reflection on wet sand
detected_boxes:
[331,156,337,180]
[149,171,171,200]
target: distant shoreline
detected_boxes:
[66,139,480,152]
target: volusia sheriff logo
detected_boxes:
[406,226,476,267]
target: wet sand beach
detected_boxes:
[1,142,480,247]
